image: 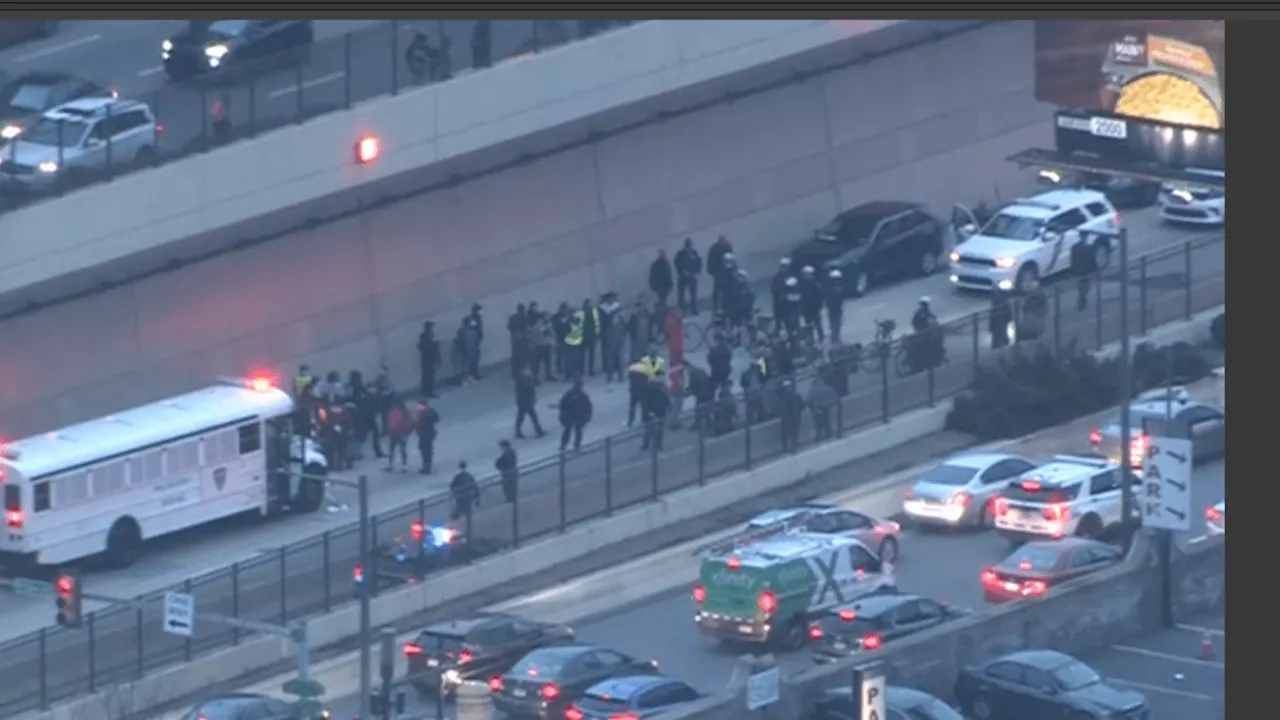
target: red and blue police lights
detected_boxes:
[55,570,82,627]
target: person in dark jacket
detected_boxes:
[706,335,732,390]
[990,290,1014,349]
[687,365,716,432]
[417,321,441,398]
[558,379,593,452]
[673,238,702,315]
[798,265,824,341]
[581,298,600,377]
[385,398,414,472]
[513,365,546,439]
[495,440,518,504]
[449,461,479,522]
[640,374,671,452]
[550,302,572,379]
[1070,237,1098,311]
[711,384,737,437]
[649,249,674,308]
[463,304,485,382]
[823,268,845,345]
[772,257,795,332]
[807,375,838,442]
[599,293,624,382]
[706,235,734,313]
[508,304,530,378]
[777,380,805,453]
[415,398,440,474]
[626,360,650,428]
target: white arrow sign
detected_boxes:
[1142,436,1193,532]
[163,592,195,637]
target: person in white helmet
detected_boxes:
[771,257,796,331]
[799,265,824,342]
[707,235,735,313]
[823,267,845,344]
[780,275,803,336]
[911,296,941,373]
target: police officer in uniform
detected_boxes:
[771,258,795,332]
[581,298,600,377]
[823,268,845,344]
[780,276,803,336]
[673,238,703,315]
[799,265,824,341]
[293,364,314,398]
[564,310,585,380]
[627,359,650,428]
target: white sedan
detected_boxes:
[902,453,1038,529]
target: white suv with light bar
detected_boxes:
[1158,169,1224,226]
[992,455,1139,545]
[948,189,1119,294]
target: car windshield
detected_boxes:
[1005,545,1061,572]
[23,117,88,147]
[510,649,572,677]
[918,464,978,487]
[979,213,1044,241]
[1053,661,1102,691]
[2,82,54,113]
[818,212,878,241]
[208,20,251,37]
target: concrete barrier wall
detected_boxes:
[664,532,1226,720]
[0,20,1050,435]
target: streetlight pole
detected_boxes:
[1115,227,1136,539]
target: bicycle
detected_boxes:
[857,319,913,378]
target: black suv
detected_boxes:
[790,200,945,297]
[162,20,314,82]
[955,650,1148,720]
[404,613,575,697]
[809,593,965,663]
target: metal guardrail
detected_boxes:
[0,235,1224,715]
[0,20,636,213]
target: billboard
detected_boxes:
[1035,20,1224,131]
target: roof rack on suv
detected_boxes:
[1011,197,1062,211]
[1048,455,1112,468]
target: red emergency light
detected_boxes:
[355,134,381,164]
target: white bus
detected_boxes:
[0,377,328,569]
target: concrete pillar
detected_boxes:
[455,680,493,720]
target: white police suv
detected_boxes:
[992,455,1140,545]
[1159,169,1225,226]
[948,189,1119,294]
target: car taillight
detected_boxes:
[862,633,882,650]
[1018,559,1032,571]
[5,509,21,529]
[541,683,560,701]
[838,608,856,622]
[981,569,999,585]
[1206,506,1222,522]
[489,676,503,692]
[612,713,640,720]
[1023,580,1048,596]
[758,590,777,615]
[1043,503,1068,522]
[903,488,914,499]
[1130,435,1147,464]
[948,492,970,507]
[565,706,584,720]
[459,650,473,663]
[992,497,1009,516]
[726,556,741,569]
[403,642,422,655]
[1021,479,1041,492]
[693,583,706,604]
[352,565,364,583]
[809,624,823,640]
[410,520,424,541]
[1089,429,1102,446]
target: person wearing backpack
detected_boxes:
[384,399,414,473]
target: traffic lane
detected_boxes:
[0,270,1227,712]
[0,21,183,86]
[1081,622,1225,720]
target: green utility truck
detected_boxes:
[692,531,896,649]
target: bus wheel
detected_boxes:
[105,518,142,568]
[294,464,327,514]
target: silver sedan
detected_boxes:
[902,453,1038,529]
[1091,393,1225,467]
[735,505,904,564]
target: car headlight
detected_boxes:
[1,125,22,140]
[948,251,960,263]
[443,669,461,684]
[162,39,173,52]
[205,43,230,59]
[994,256,1016,269]
[37,161,58,174]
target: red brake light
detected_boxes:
[1024,580,1048,596]
[948,492,970,507]
[410,521,424,541]
[489,676,503,692]
[838,608,856,622]
[981,569,998,585]
[903,488,914,499]
[5,509,22,528]
[1206,506,1222,521]
[459,650,473,663]
[1042,503,1068,522]
[809,624,823,640]
[1021,479,1041,492]
[992,497,1009,516]
[1018,559,1032,571]
[612,714,640,720]
[56,575,74,596]
[352,564,364,583]
[1089,429,1102,446]
[356,134,381,164]
[541,683,560,701]
[862,633,882,650]
[692,583,706,604]
[1129,435,1147,465]
[758,590,777,615]
[403,642,422,655]
[565,707,584,720]
[726,556,741,570]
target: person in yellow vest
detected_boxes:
[564,310,586,380]
[293,364,313,397]
[627,359,649,427]
[640,352,665,378]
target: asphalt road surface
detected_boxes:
[0,231,1224,716]
[0,19,605,208]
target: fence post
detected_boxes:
[649,429,660,501]
[835,388,844,437]
[604,436,613,515]
[87,612,96,693]
[183,578,194,660]
[278,547,288,622]
[38,627,47,710]
[558,451,568,533]
[971,313,980,382]
[294,64,305,121]
[343,32,353,108]
[880,345,891,423]
[696,424,706,484]
[369,516,380,597]
[926,364,935,407]
[320,535,330,614]
[1094,275,1104,350]
[391,21,401,94]
[1183,240,1193,320]
[247,82,256,128]
[231,562,241,643]
[1053,283,1062,356]
[136,604,144,676]
[1139,255,1148,335]
[744,399,753,471]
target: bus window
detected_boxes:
[238,422,262,455]
[34,481,50,512]
[145,450,163,481]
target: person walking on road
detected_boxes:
[640,374,671,452]
[558,379,593,452]
[1070,236,1098,311]
[514,365,547,439]
[450,461,480,522]
[674,238,702,315]
[649,249,674,309]
[495,440,519,504]
[415,398,440,474]
[385,398,414,473]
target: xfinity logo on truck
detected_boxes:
[1110,34,1147,66]
[711,570,756,589]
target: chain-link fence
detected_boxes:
[0,235,1223,715]
[0,20,636,213]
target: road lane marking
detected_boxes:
[1111,678,1214,701]
[1177,623,1225,637]
[15,33,102,62]
[137,65,164,77]
[1112,644,1224,669]
[267,71,345,99]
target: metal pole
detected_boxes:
[1117,228,1134,537]
[358,475,372,720]
[604,436,613,514]
[1183,241,1193,320]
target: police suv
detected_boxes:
[992,455,1140,545]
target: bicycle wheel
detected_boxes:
[894,344,914,378]
[861,343,885,373]
[684,322,707,352]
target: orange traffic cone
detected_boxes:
[1199,630,1215,660]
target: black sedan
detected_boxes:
[161,20,314,82]
[0,72,111,142]
[955,650,1148,720]
[179,692,328,720]
[403,612,575,697]
[790,200,946,297]
[809,593,966,663]
[808,685,964,720]
[490,644,659,719]
[980,538,1121,604]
